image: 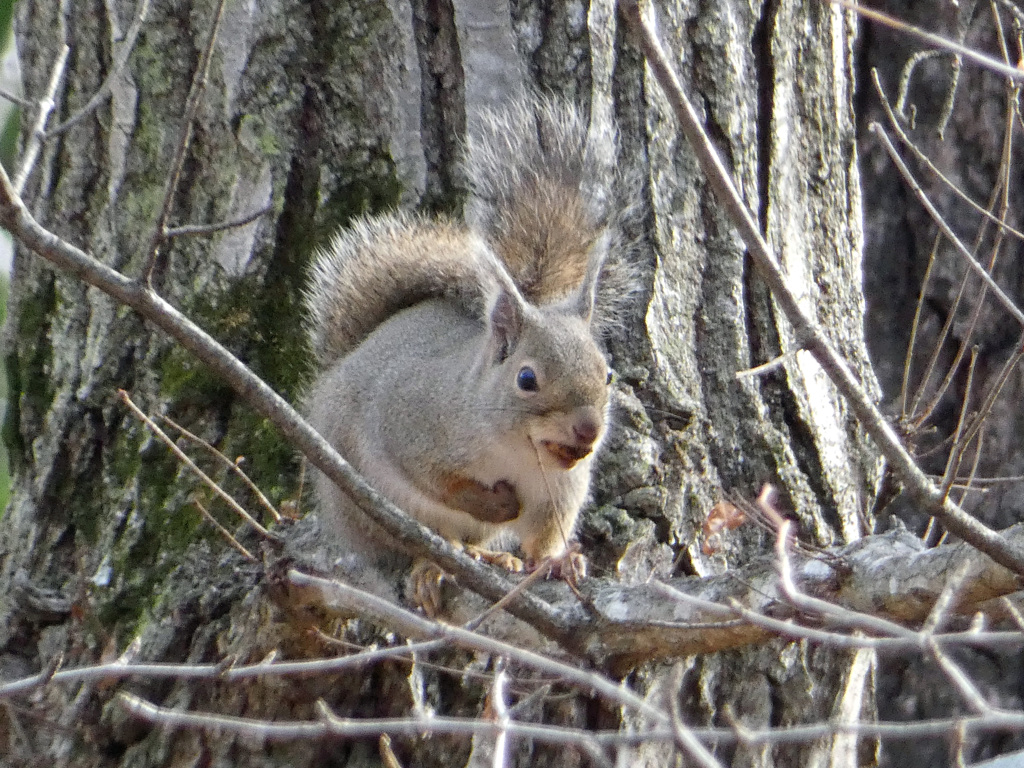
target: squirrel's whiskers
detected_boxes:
[528,433,576,564]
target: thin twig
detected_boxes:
[164,416,283,524]
[141,0,228,282]
[462,562,554,633]
[735,349,800,380]
[165,204,273,239]
[14,45,69,194]
[118,389,279,543]
[725,596,1024,652]
[922,562,971,636]
[1001,597,1024,631]
[875,68,1016,431]
[491,660,511,768]
[47,0,150,137]
[193,499,256,561]
[836,1,1024,84]
[114,690,1024,747]
[928,639,993,715]
[880,81,1024,244]
[939,349,979,501]
[956,337,1024,452]
[379,735,403,768]
[0,638,449,700]
[121,691,648,749]
[949,423,986,530]
[900,235,939,420]
[870,124,1024,329]
[0,89,33,110]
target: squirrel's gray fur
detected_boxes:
[303,96,632,603]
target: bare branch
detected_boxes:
[111,691,1024,749]
[192,499,256,561]
[0,89,33,110]
[141,0,227,281]
[0,638,446,700]
[14,44,68,194]
[164,415,283,524]
[900,234,940,420]
[836,1,1024,84]
[929,639,994,715]
[164,204,273,239]
[922,562,972,636]
[120,691,635,749]
[869,123,1024,329]
[283,569,666,722]
[118,390,279,544]
[735,349,800,380]
[491,661,511,768]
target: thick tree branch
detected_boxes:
[3,521,1022,705]
[283,523,1024,671]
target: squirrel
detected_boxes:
[304,96,632,606]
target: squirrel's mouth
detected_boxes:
[542,440,592,469]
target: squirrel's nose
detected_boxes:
[573,418,599,447]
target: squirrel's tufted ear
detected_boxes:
[488,287,525,363]
[569,231,609,324]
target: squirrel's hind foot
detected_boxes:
[409,546,525,617]
[410,558,447,618]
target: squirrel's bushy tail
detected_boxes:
[465,95,638,332]
[305,213,503,365]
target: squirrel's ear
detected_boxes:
[569,231,609,323]
[489,287,525,363]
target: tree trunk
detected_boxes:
[0,1,880,767]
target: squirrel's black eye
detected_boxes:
[516,366,539,392]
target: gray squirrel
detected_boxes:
[304,97,632,605]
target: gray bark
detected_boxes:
[0,1,881,767]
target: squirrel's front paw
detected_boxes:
[463,544,525,572]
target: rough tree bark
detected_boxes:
[0,1,882,767]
